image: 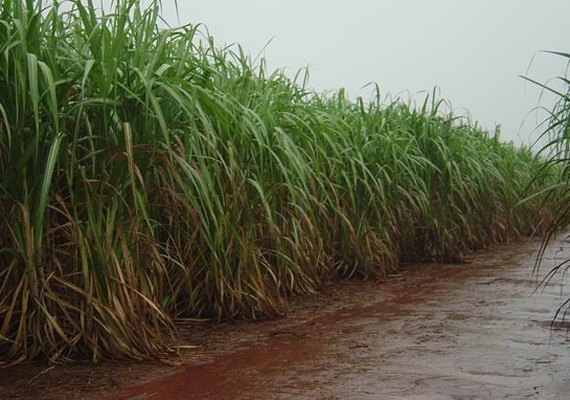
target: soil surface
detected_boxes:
[2,236,570,400]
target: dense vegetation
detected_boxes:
[0,0,558,364]
[526,51,570,320]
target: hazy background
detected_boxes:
[157,0,570,146]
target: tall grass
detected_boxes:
[0,0,556,364]
[524,51,570,319]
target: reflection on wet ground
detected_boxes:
[107,238,570,400]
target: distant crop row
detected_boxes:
[0,0,559,364]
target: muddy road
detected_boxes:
[4,237,570,399]
[103,237,570,400]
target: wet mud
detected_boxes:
[104,238,570,400]
[3,237,570,400]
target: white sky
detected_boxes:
[159,0,570,146]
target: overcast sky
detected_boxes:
[157,0,570,146]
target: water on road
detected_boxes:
[107,237,570,400]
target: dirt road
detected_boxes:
[104,237,570,400]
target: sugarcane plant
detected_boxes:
[0,0,558,364]
[523,51,570,321]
